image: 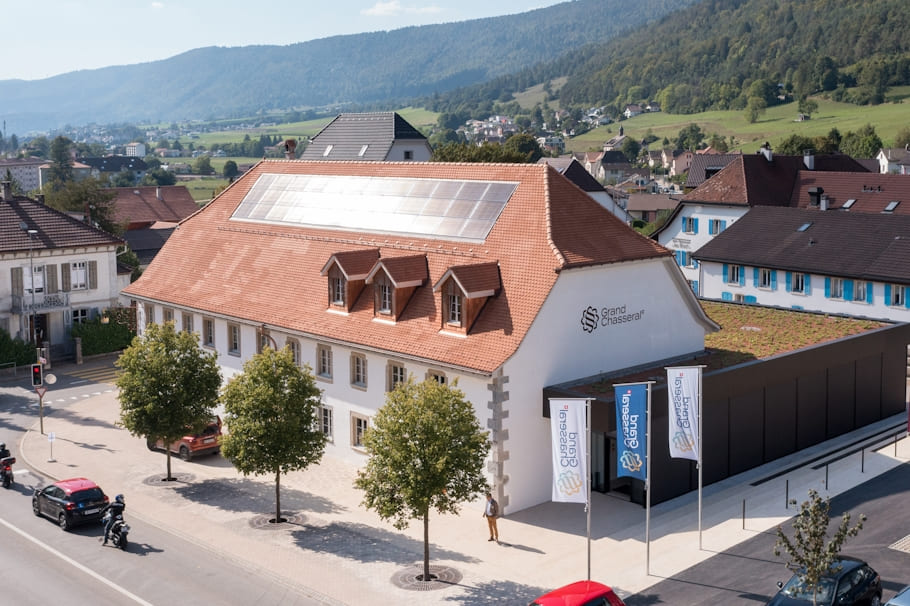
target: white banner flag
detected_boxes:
[667,367,700,461]
[549,399,587,503]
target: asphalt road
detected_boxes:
[625,463,910,605]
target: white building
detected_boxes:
[125,142,147,157]
[123,159,717,513]
[0,157,44,193]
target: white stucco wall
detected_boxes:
[658,204,746,289]
[387,141,432,162]
[698,260,910,322]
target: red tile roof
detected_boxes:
[124,160,669,374]
[110,185,199,229]
[1,196,123,253]
[789,171,910,214]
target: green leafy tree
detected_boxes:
[745,96,768,124]
[220,347,325,524]
[355,378,490,583]
[142,167,177,186]
[116,322,221,480]
[675,124,704,151]
[432,141,527,163]
[503,133,543,162]
[774,489,866,606]
[620,137,642,163]
[777,134,817,156]
[45,136,74,192]
[840,124,883,159]
[193,155,213,175]
[44,176,121,235]
[797,97,819,118]
[222,160,239,179]
[894,127,910,149]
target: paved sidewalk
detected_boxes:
[17,377,910,605]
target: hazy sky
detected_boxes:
[3,1,563,81]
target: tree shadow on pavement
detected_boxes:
[42,405,120,430]
[440,578,550,604]
[172,477,344,516]
[290,521,481,565]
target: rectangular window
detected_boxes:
[71,308,89,325]
[319,406,333,441]
[144,303,154,326]
[351,353,367,388]
[889,284,905,307]
[428,370,447,385]
[792,273,806,294]
[330,276,345,306]
[203,318,215,347]
[351,413,369,449]
[710,219,724,234]
[388,362,406,391]
[286,338,300,366]
[727,265,741,285]
[403,150,413,160]
[316,344,333,379]
[163,308,174,324]
[759,268,772,289]
[379,283,392,314]
[26,265,45,294]
[228,323,241,355]
[182,313,193,334]
[682,217,696,234]
[70,261,87,290]
[854,281,868,302]
[447,293,462,326]
[830,277,844,300]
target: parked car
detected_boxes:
[767,556,882,606]
[32,477,109,531]
[886,585,910,606]
[147,416,222,461]
[530,580,626,606]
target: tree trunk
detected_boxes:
[166,449,173,481]
[423,508,430,582]
[275,470,281,523]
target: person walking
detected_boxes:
[483,491,499,542]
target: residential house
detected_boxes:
[538,157,631,223]
[595,150,636,184]
[693,206,910,322]
[876,146,910,175]
[788,172,910,214]
[0,182,126,358]
[125,142,146,157]
[623,104,643,119]
[668,150,695,177]
[79,156,148,186]
[37,160,92,191]
[626,193,679,223]
[645,102,661,113]
[653,146,870,294]
[122,159,717,513]
[300,112,432,162]
[109,185,200,268]
[684,153,741,191]
[602,126,627,151]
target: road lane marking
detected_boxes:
[0,516,154,605]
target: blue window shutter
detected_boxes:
[905,287,910,308]
[722,264,728,283]
[720,220,727,232]
[745,295,757,303]
[866,283,873,304]
[785,272,792,292]
[844,280,854,301]
[708,221,714,235]
[722,291,732,301]
[805,275,811,295]
[692,280,699,295]
[885,284,892,304]
[693,218,699,233]
[739,266,745,286]
[694,259,699,269]
[752,267,759,287]
[771,270,778,291]
[791,305,803,310]
[825,277,831,298]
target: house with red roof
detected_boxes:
[0,182,125,357]
[122,159,718,512]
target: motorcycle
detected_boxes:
[101,509,130,550]
[1,456,15,489]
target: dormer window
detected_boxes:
[330,272,345,306]
[446,285,463,326]
[432,262,501,334]
[364,254,428,322]
[378,282,392,314]
[320,249,380,313]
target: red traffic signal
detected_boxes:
[31,363,43,387]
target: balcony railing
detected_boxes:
[10,292,70,314]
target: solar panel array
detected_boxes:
[231,173,518,242]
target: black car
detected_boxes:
[767,556,882,606]
[32,477,109,531]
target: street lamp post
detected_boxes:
[19,223,38,345]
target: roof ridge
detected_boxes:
[542,165,568,268]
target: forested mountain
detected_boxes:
[430,0,910,118]
[0,0,698,133]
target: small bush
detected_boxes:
[71,318,135,356]
[0,327,39,366]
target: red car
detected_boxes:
[531,580,627,606]
[147,416,222,461]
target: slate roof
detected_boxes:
[684,153,741,188]
[110,185,199,229]
[79,156,148,173]
[123,160,670,374]
[692,206,910,283]
[626,193,679,213]
[121,225,175,266]
[0,195,123,253]
[683,153,870,206]
[537,157,605,193]
[789,172,910,215]
[300,112,427,161]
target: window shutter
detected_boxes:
[708,221,714,235]
[720,220,727,231]
[88,261,98,290]
[61,263,71,291]
[745,295,757,304]
[805,275,811,296]
[785,272,792,292]
[844,280,854,301]
[692,218,699,233]
[771,270,777,291]
[825,277,831,298]
[739,266,745,286]
[721,291,732,301]
[692,280,699,295]
[722,264,728,283]
[885,284,892,304]
[905,286,910,308]
[866,283,873,304]
[45,264,58,294]
[752,267,759,287]
[11,267,23,297]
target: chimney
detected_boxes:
[759,142,773,162]
[156,186,162,200]
[284,139,297,159]
[36,193,45,205]
[1,181,11,201]
[820,194,828,211]
[808,186,824,207]
[803,150,815,170]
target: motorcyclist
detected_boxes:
[102,494,126,545]
[0,443,10,460]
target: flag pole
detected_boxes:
[586,397,592,581]
[645,382,653,574]
[697,366,704,550]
